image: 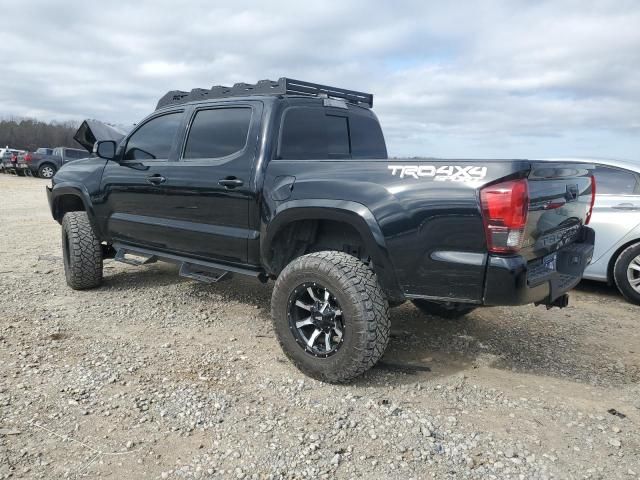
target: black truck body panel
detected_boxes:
[47,88,595,307]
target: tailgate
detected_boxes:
[521,162,595,261]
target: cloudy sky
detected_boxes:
[1,0,639,158]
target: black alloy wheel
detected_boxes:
[288,282,345,358]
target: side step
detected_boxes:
[111,242,267,284]
[115,248,158,266]
[178,263,229,283]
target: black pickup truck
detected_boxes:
[47,78,596,382]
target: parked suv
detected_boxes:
[47,78,596,382]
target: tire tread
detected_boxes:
[62,211,103,290]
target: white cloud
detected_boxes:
[0,0,638,158]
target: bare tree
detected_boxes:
[0,117,80,151]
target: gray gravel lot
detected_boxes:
[0,175,639,479]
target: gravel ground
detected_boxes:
[0,174,639,479]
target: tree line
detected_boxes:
[0,117,80,152]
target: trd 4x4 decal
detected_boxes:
[388,165,488,182]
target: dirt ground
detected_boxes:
[0,174,638,479]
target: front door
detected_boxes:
[95,109,186,252]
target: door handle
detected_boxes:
[146,174,166,185]
[218,177,243,188]
[612,203,639,210]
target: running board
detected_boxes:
[112,243,265,284]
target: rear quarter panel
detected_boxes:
[263,158,531,301]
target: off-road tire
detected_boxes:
[61,211,103,290]
[613,242,640,305]
[271,251,390,383]
[411,299,476,319]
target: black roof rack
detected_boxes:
[155,77,373,110]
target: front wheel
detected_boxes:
[411,299,476,319]
[271,251,390,383]
[61,211,103,290]
[613,243,640,305]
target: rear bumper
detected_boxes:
[483,227,595,306]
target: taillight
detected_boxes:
[480,178,529,254]
[585,174,596,225]
[25,153,32,162]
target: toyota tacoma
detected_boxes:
[47,78,596,382]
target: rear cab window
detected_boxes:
[277,104,387,160]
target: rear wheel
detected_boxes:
[61,211,103,290]
[38,164,56,179]
[613,243,640,305]
[271,251,390,383]
[411,299,476,319]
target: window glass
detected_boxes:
[326,115,350,158]
[184,108,251,159]
[279,107,327,160]
[124,112,182,160]
[65,150,86,160]
[595,166,638,195]
[279,107,352,160]
[350,112,387,159]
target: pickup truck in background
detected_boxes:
[47,78,596,382]
[27,147,88,178]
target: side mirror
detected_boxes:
[94,140,116,160]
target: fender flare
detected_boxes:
[262,199,403,299]
[49,183,104,239]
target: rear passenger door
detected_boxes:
[157,101,263,264]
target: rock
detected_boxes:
[608,438,622,448]
[331,453,341,465]
[0,428,21,435]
